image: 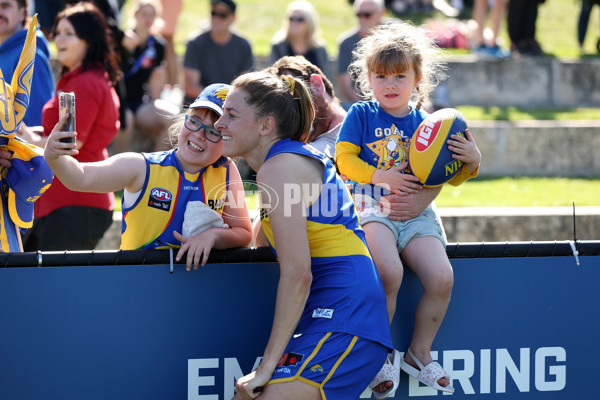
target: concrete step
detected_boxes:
[256,55,600,110]
[470,120,600,177]
[439,56,600,109]
[439,206,600,242]
[95,207,600,250]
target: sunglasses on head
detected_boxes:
[184,115,223,143]
[356,12,374,18]
[211,10,231,19]
[289,16,305,23]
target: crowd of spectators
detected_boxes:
[25,0,588,120]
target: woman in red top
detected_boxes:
[20,2,120,251]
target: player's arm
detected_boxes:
[235,154,315,397]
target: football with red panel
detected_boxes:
[408,108,467,187]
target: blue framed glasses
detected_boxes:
[184,115,223,143]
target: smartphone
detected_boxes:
[58,92,76,143]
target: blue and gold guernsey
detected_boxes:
[260,139,393,349]
[120,150,230,250]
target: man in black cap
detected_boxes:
[182,0,254,106]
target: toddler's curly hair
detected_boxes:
[349,21,447,109]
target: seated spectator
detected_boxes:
[19,2,121,251]
[337,0,387,108]
[0,0,54,126]
[269,1,331,81]
[113,0,179,153]
[44,84,252,269]
[182,0,253,106]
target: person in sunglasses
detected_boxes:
[43,84,253,271]
[269,1,331,81]
[182,0,254,107]
[337,0,387,108]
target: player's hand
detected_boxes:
[235,369,271,399]
[372,162,422,195]
[174,229,218,271]
[44,114,78,161]
[447,129,481,171]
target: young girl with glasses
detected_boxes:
[43,84,252,270]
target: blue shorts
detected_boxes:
[268,331,388,400]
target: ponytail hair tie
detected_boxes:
[281,75,295,94]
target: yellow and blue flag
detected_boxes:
[0,15,54,251]
[0,14,37,138]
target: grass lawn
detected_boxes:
[436,177,600,207]
[456,106,600,121]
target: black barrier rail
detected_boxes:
[0,240,598,268]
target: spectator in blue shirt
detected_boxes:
[0,0,54,126]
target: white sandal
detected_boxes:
[400,348,455,393]
[368,349,400,399]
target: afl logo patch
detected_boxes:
[148,187,173,211]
